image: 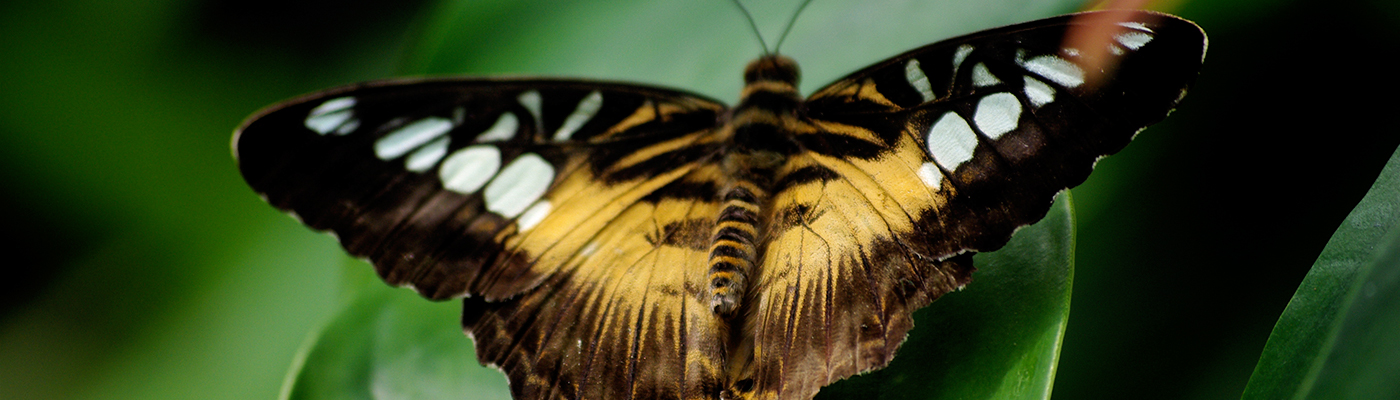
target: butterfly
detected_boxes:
[235,9,1205,400]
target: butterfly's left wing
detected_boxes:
[236,79,742,399]
[737,11,1206,399]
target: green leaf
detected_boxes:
[283,284,510,400]
[818,195,1074,400]
[1243,146,1400,400]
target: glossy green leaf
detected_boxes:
[1243,146,1400,400]
[283,283,511,400]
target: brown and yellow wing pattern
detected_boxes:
[237,79,739,399]
[234,10,1205,400]
[733,11,1205,400]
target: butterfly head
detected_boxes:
[743,55,800,87]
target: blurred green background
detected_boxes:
[2,0,1398,399]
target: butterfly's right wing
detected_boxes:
[235,79,736,399]
[736,11,1206,400]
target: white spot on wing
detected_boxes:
[518,90,543,129]
[904,59,936,102]
[304,97,357,135]
[310,97,356,116]
[553,91,604,141]
[439,145,501,194]
[305,111,352,135]
[972,63,1001,87]
[405,136,449,172]
[517,200,552,231]
[1023,76,1055,108]
[333,118,360,135]
[1118,21,1152,33]
[952,45,974,73]
[1115,31,1153,50]
[926,112,978,171]
[452,106,466,124]
[974,93,1022,140]
[375,117,454,160]
[476,113,519,142]
[484,153,554,218]
[917,162,942,189]
[1018,51,1085,88]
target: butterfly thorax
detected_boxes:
[736,55,802,122]
[741,55,799,88]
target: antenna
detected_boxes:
[773,0,815,54]
[731,0,770,55]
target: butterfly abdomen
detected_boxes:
[708,181,765,315]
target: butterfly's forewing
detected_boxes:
[238,79,721,299]
[741,12,1205,399]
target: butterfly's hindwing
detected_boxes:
[234,10,1205,400]
[463,187,730,399]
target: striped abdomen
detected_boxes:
[708,182,764,315]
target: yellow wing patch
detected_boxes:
[466,167,733,399]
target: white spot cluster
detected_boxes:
[917,43,1033,186]
[435,146,555,229]
[301,91,572,232]
[304,96,359,135]
[922,90,1025,184]
[432,89,573,231]
[913,19,1159,188]
[903,44,990,105]
[439,147,556,230]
